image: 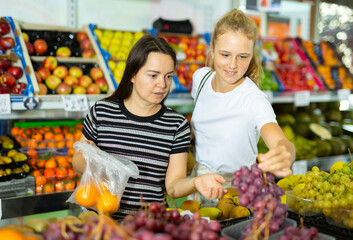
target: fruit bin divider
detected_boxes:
[13,119,83,128]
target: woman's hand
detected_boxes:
[258,145,292,177]
[194,174,227,199]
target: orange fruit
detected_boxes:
[55,167,68,180]
[44,132,54,140]
[75,184,99,207]
[26,148,38,158]
[35,176,47,186]
[67,147,76,156]
[99,181,109,193]
[64,180,76,190]
[44,168,55,180]
[0,228,25,240]
[10,127,21,137]
[54,133,64,142]
[96,191,119,213]
[45,159,57,169]
[43,182,54,193]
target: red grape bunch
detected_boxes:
[277,226,329,240]
[123,202,228,240]
[232,164,287,239]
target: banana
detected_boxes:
[199,207,222,220]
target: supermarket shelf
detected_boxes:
[1,191,75,219]
[272,91,342,103]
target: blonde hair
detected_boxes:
[208,8,260,86]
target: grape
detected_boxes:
[149,201,161,212]
[208,221,221,232]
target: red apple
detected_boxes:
[0,45,5,54]
[17,82,27,90]
[80,38,92,50]
[35,71,42,83]
[0,74,16,87]
[42,56,58,71]
[95,77,108,92]
[56,82,72,95]
[64,75,79,87]
[0,23,10,35]
[73,85,86,94]
[38,83,47,95]
[0,37,14,50]
[12,84,22,94]
[33,39,48,55]
[86,83,101,94]
[25,42,34,55]
[0,84,11,93]
[89,67,104,80]
[53,65,68,79]
[76,32,88,42]
[37,67,51,80]
[7,66,23,79]
[45,75,62,90]
[0,59,11,70]
[79,75,92,88]
[56,46,71,58]
[82,49,95,58]
[168,36,179,45]
[69,66,83,78]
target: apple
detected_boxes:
[7,66,23,79]
[80,38,92,50]
[33,39,48,55]
[53,65,68,79]
[0,23,10,35]
[64,75,79,87]
[0,37,15,50]
[25,42,34,55]
[22,32,29,42]
[56,46,71,58]
[0,84,11,93]
[56,82,72,95]
[87,83,101,94]
[42,56,58,71]
[37,67,51,80]
[0,74,16,87]
[76,32,88,42]
[82,49,95,58]
[69,66,83,78]
[0,45,5,54]
[45,75,62,90]
[79,75,92,88]
[38,82,48,95]
[0,59,11,70]
[95,77,108,92]
[12,84,22,94]
[89,67,104,80]
[168,36,179,45]
[35,71,42,83]
[73,85,86,94]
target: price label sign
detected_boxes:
[0,94,11,114]
[291,160,308,175]
[294,91,310,107]
[62,95,89,112]
[337,89,350,101]
[263,90,273,104]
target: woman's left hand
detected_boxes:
[258,145,292,177]
[194,174,227,199]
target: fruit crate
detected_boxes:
[298,38,353,90]
[0,175,35,198]
[12,21,115,98]
[158,32,209,92]
[261,38,326,91]
[0,17,36,101]
[86,24,147,88]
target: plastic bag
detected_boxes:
[67,142,139,213]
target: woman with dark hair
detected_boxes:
[73,35,226,219]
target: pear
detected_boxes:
[217,203,236,220]
[181,200,201,213]
[216,198,234,208]
[199,207,222,220]
[222,187,239,199]
[229,206,251,218]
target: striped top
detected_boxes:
[82,99,190,219]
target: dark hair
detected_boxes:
[106,35,176,101]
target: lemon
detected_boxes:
[330,161,345,174]
[280,195,287,204]
[277,178,293,191]
[293,183,305,190]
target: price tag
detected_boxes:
[294,91,310,107]
[337,89,350,101]
[0,94,11,114]
[24,97,39,110]
[263,90,273,104]
[291,161,308,175]
[62,95,89,112]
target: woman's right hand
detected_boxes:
[194,173,227,199]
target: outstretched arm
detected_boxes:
[165,152,227,199]
[258,122,295,177]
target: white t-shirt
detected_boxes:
[191,67,277,173]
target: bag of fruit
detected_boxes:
[66,142,139,214]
